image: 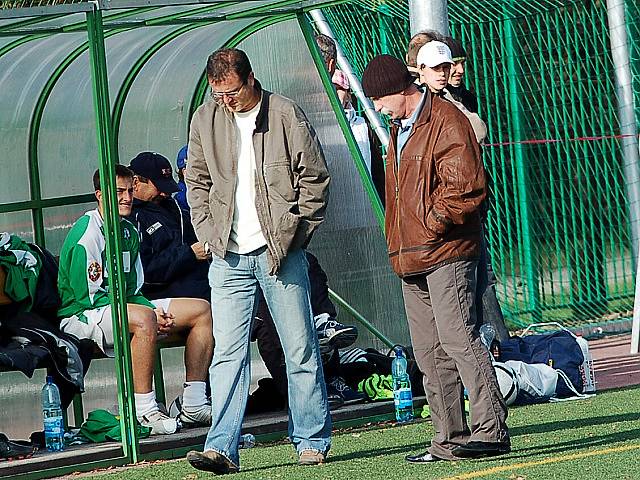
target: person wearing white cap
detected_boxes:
[416,41,487,143]
[416,40,454,93]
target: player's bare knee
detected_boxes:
[128,307,157,337]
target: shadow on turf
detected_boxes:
[237,441,427,473]
[510,428,640,458]
[237,413,640,472]
[469,420,640,463]
[509,412,639,437]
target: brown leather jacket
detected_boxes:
[385,90,486,278]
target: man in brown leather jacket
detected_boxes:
[361,55,510,463]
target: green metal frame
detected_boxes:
[503,3,539,318]
[0,2,403,477]
[86,6,140,463]
[27,30,121,246]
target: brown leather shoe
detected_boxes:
[186,449,239,474]
[298,449,326,465]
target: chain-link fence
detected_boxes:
[322,0,638,331]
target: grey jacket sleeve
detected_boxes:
[185,110,214,244]
[289,105,331,248]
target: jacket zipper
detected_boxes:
[391,139,404,274]
[254,133,280,272]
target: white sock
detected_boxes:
[182,381,208,410]
[135,391,158,418]
[314,313,331,328]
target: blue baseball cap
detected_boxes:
[176,145,188,170]
[129,151,179,195]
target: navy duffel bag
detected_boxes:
[499,330,585,397]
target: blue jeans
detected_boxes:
[204,247,331,465]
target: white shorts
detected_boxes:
[60,298,172,357]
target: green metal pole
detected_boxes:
[86,6,140,463]
[328,288,394,349]
[378,5,389,54]
[537,14,564,307]
[504,7,539,319]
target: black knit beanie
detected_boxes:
[361,54,414,98]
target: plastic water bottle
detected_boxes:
[391,347,413,423]
[479,323,501,360]
[479,323,496,351]
[42,376,65,452]
[239,433,256,449]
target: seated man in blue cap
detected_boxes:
[175,145,190,212]
[127,151,214,427]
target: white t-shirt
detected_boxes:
[227,102,267,254]
[345,105,372,173]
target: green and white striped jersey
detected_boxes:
[57,209,154,322]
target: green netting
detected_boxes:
[322,0,637,330]
[628,0,640,128]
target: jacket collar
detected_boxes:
[390,87,432,135]
[413,87,433,128]
[254,79,271,134]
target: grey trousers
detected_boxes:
[402,260,509,460]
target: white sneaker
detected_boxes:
[139,410,179,435]
[179,403,212,427]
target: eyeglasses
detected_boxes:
[211,80,246,100]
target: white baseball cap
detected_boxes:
[416,41,454,68]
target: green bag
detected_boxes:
[358,373,394,401]
[79,409,151,442]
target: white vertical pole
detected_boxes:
[605,0,640,354]
[409,0,450,36]
[632,251,640,353]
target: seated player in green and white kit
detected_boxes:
[57,165,214,435]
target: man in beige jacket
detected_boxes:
[185,48,331,475]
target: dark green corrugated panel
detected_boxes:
[323,0,635,330]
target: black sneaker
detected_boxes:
[452,441,511,458]
[316,318,358,352]
[327,376,367,405]
[326,385,345,410]
[0,434,36,460]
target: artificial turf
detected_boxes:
[78,385,640,480]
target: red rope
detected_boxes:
[483,133,636,147]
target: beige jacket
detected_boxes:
[186,85,330,274]
[443,89,487,143]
